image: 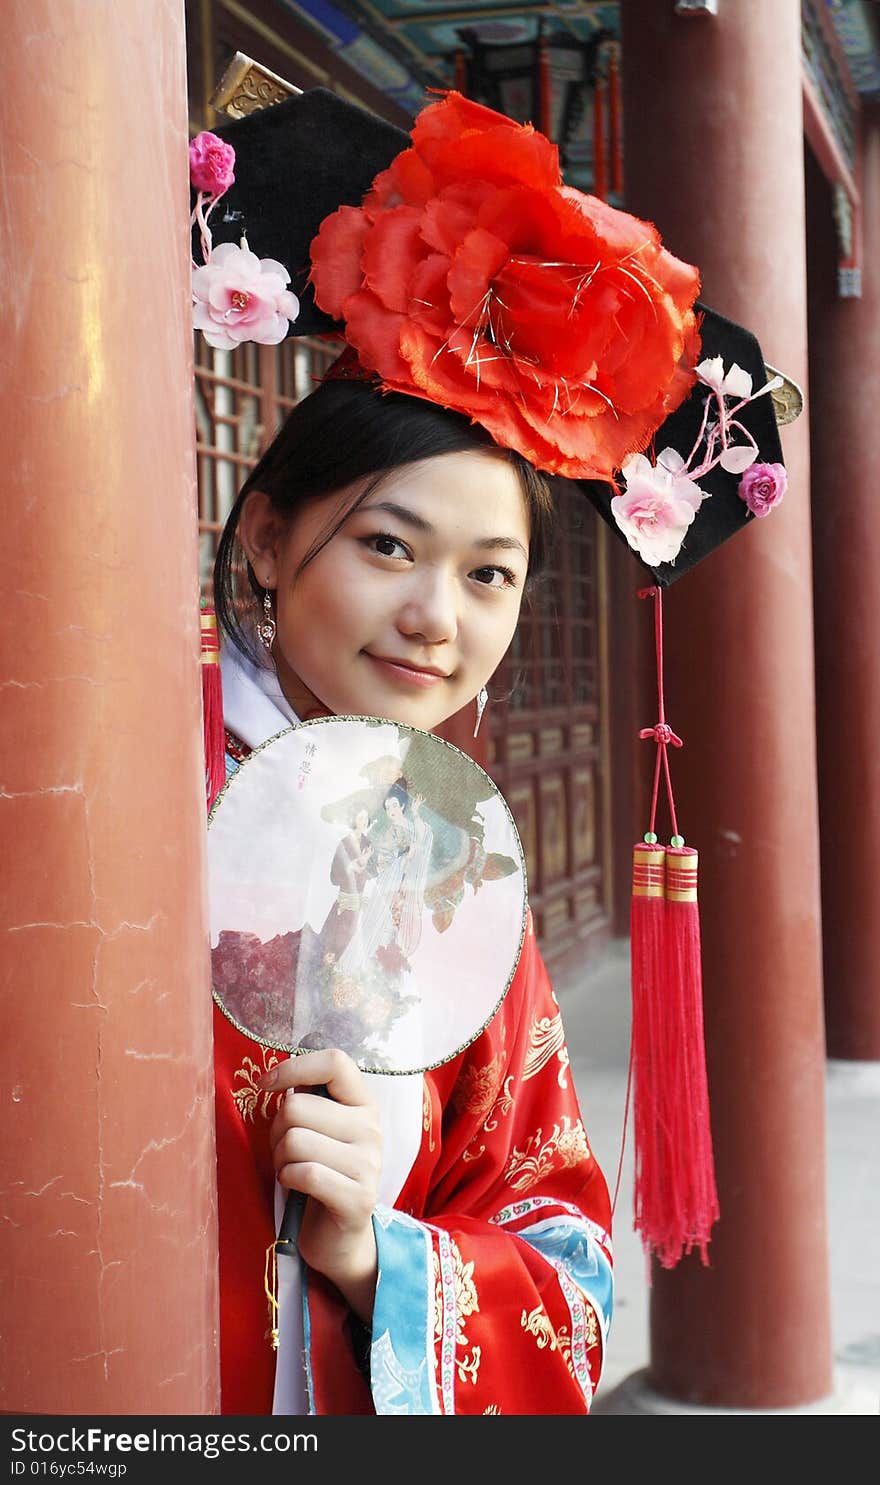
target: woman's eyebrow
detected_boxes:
[360,499,434,533]
[473,535,529,559]
[362,500,528,559]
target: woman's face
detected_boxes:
[384,796,403,822]
[241,449,531,730]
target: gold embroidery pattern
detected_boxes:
[522,1012,570,1089]
[521,1306,576,1380]
[484,1075,515,1133]
[231,1049,281,1123]
[583,1304,600,1352]
[556,1325,575,1377]
[457,1346,481,1385]
[451,1244,479,1350]
[504,1117,590,1193]
[521,1304,557,1350]
[452,1053,504,1122]
[423,1080,436,1153]
[433,1240,482,1385]
[483,1404,501,1414]
[433,1253,442,1366]
[461,1070,515,1163]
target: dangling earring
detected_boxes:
[473,685,488,738]
[258,588,276,653]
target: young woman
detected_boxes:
[211,375,614,1415]
[197,72,786,1409]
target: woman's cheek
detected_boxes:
[479,598,522,667]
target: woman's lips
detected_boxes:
[365,653,449,688]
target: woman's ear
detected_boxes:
[237,490,287,590]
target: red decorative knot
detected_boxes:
[639,722,683,747]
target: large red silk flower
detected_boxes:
[309,92,701,482]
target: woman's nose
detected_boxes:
[396,567,458,644]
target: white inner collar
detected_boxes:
[219,641,301,748]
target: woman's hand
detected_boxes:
[260,1049,382,1324]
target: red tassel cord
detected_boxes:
[624,586,719,1269]
[201,602,226,810]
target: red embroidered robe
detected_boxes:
[214,911,613,1415]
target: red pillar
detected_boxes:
[617,0,832,1408]
[0,2,219,1412]
[808,107,880,1061]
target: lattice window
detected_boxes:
[502,483,599,716]
[567,492,600,707]
[487,481,608,961]
[195,336,339,593]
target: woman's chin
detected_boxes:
[324,682,461,731]
[361,698,456,731]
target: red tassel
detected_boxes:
[629,843,667,1257]
[658,847,719,1266]
[626,587,719,1269]
[201,603,226,810]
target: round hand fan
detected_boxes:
[208,715,527,1076]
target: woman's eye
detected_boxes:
[366,533,410,560]
[472,565,517,589]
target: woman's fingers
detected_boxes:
[259,1047,368,1106]
[268,1087,379,1149]
[272,1125,380,1190]
[287,1164,373,1220]
[261,1047,383,1283]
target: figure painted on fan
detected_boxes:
[318,805,374,964]
[343,784,432,974]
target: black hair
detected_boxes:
[213,377,555,662]
[383,780,411,811]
